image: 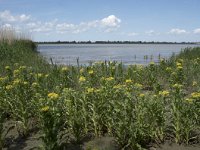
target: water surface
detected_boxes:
[37,44,200,65]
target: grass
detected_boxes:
[0,29,199,149]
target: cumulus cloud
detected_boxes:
[0,10,121,35]
[169,28,187,34]
[0,10,30,22]
[101,15,121,27]
[193,28,200,34]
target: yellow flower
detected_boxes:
[19,66,27,70]
[125,79,132,83]
[36,73,43,78]
[41,106,49,112]
[79,76,86,82]
[139,93,145,98]
[191,92,200,99]
[192,81,197,86]
[185,98,193,104]
[113,84,124,89]
[6,85,13,90]
[177,66,183,70]
[159,90,170,97]
[45,74,49,78]
[13,69,20,76]
[166,67,172,72]
[172,84,183,89]
[176,62,182,67]
[23,81,28,85]
[48,92,59,100]
[105,77,114,81]
[0,77,7,82]
[149,62,155,65]
[61,67,69,72]
[80,68,84,73]
[5,66,10,70]
[87,88,94,93]
[32,82,39,88]
[13,79,21,85]
[88,70,94,74]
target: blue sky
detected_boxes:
[0,0,200,42]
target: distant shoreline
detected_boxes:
[36,41,200,45]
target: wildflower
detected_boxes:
[0,77,7,83]
[139,93,145,98]
[87,88,94,93]
[172,84,183,89]
[41,106,50,112]
[79,68,84,74]
[23,81,28,85]
[177,66,183,70]
[13,79,21,85]
[45,74,49,78]
[48,92,59,100]
[5,66,10,70]
[105,77,114,81]
[185,98,193,104]
[79,76,86,82]
[61,67,68,72]
[125,79,132,83]
[113,84,123,89]
[13,69,20,76]
[166,67,172,72]
[37,73,43,78]
[192,81,197,86]
[191,92,200,99]
[176,62,182,67]
[32,82,39,88]
[19,66,26,70]
[159,90,170,97]
[88,70,94,75]
[6,85,13,90]
[149,62,155,65]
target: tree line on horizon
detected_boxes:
[36,40,198,44]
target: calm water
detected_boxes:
[37,44,200,65]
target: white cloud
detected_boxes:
[193,28,200,34]
[169,28,188,34]
[145,30,156,35]
[0,10,121,35]
[0,10,30,22]
[127,32,138,36]
[101,15,121,27]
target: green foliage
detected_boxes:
[0,40,200,149]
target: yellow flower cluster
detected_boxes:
[191,92,200,99]
[105,77,114,81]
[159,90,169,97]
[48,92,59,100]
[87,88,94,93]
[79,76,86,82]
[61,67,68,72]
[88,70,94,74]
[80,68,84,73]
[41,106,49,112]
[176,61,183,70]
[125,79,132,83]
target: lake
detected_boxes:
[37,44,200,65]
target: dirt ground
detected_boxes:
[2,120,200,150]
